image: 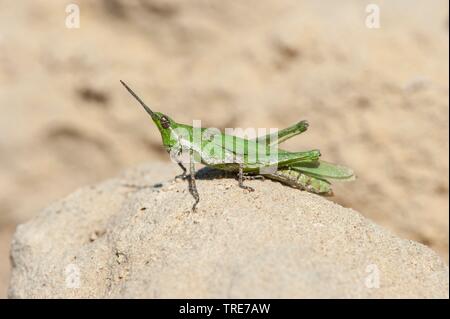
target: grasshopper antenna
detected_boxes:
[120,80,156,119]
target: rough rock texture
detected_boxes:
[0,0,448,298]
[8,163,449,298]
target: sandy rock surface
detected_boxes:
[0,0,448,297]
[8,163,448,298]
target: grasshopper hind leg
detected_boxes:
[266,167,333,195]
[242,173,265,181]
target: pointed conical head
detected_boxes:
[121,80,177,148]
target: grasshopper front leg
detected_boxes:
[172,147,199,211]
[238,163,255,192]
[188,150,200,211]
[175,162,188,180]
[172,147,188,180]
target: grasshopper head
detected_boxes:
[152,111,175,131]
[120,80,176,147]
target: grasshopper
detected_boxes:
[121,80,354,211]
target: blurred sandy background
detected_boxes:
[0,0,448,298]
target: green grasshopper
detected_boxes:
[121,80,354,211]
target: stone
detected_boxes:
[8,163,449,298]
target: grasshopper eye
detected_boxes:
[160,115,170,129]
